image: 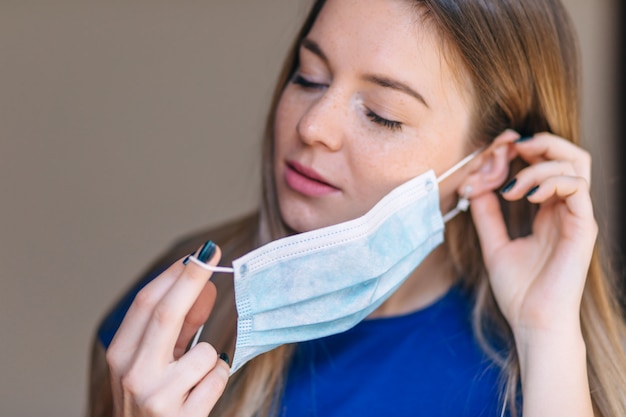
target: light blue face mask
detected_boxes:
[188,150,479,374]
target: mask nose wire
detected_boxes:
[188,149,484,271]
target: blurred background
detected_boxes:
[0,1,623,416]
[613,1,626,282]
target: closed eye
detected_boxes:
[292,74,326,90]
[366,109,402,131]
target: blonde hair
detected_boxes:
[209,1,626,416]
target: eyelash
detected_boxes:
[366,109,402,131]
[292,74,325,90]
[292,73,403,132]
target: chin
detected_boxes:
[275,182,375,234]
[280,208,332,234]
[279,201,369,234]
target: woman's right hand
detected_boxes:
[106,240,229,416]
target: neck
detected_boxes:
[369,244,456,318]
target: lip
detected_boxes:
[284,160,340,197]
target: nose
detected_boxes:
[296,89,345,151]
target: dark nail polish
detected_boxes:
[500,178,517,194]
[525,185,539,197]
[182,248,199,265]
[515,135,533,143]
[219,352,230,366]
[197,240,216,263]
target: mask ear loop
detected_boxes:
[186,255,235,274]
[436,147,483,224]
[436,148,483,184]
[442,185,472,223]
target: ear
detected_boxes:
[460,142,511,197]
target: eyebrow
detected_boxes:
[301,38,329,65]
[362,74,429,108]
[300,38,429,108]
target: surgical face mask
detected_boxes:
[188,150,479,374]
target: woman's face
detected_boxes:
[274,0,474,232]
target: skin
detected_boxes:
[105,0,597,415]
[273,0,473,233]
[471,133,596,416]
[107,250,228,416]
[273,0,476,313]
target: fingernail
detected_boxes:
[515,135,533,143]
[525,185,539,197]
[219,352,230,366]
[182,250,196,265]
[197,240,216,263]
[500,178,517,194]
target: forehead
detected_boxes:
[307,0,471,105]
[310,0,428,65]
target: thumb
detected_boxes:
[470,190,510,264]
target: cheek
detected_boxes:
[340,143,415,214]
[348,137,428,186]
[274,95,290,146]
[274,90,303,154]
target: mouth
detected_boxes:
[284,160,340,197]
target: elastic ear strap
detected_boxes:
[437,148,483,184]
[189,325,204,349]
[442,186,472,223]
[186,255,235,351]
[187,256,235,274]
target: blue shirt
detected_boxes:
[98,266,167,349]
[98,274,509,416]
[279,286,506,417]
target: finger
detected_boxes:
[525,176,595,224]
[173,280,217,359]
[182,355,230,416]
[138,241,222,364]
[513,133,591,183]
[108,259,187,367]
[469,190,511,261]
[165,342,220,399]
[499,160,579,200]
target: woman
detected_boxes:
[89,0,626,416]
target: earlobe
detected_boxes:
[460,143,511,197]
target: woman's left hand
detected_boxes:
[470,131,598,338]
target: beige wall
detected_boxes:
[0,1,618,416]
[567,0,620,254]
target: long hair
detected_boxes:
[210,1,626,416]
